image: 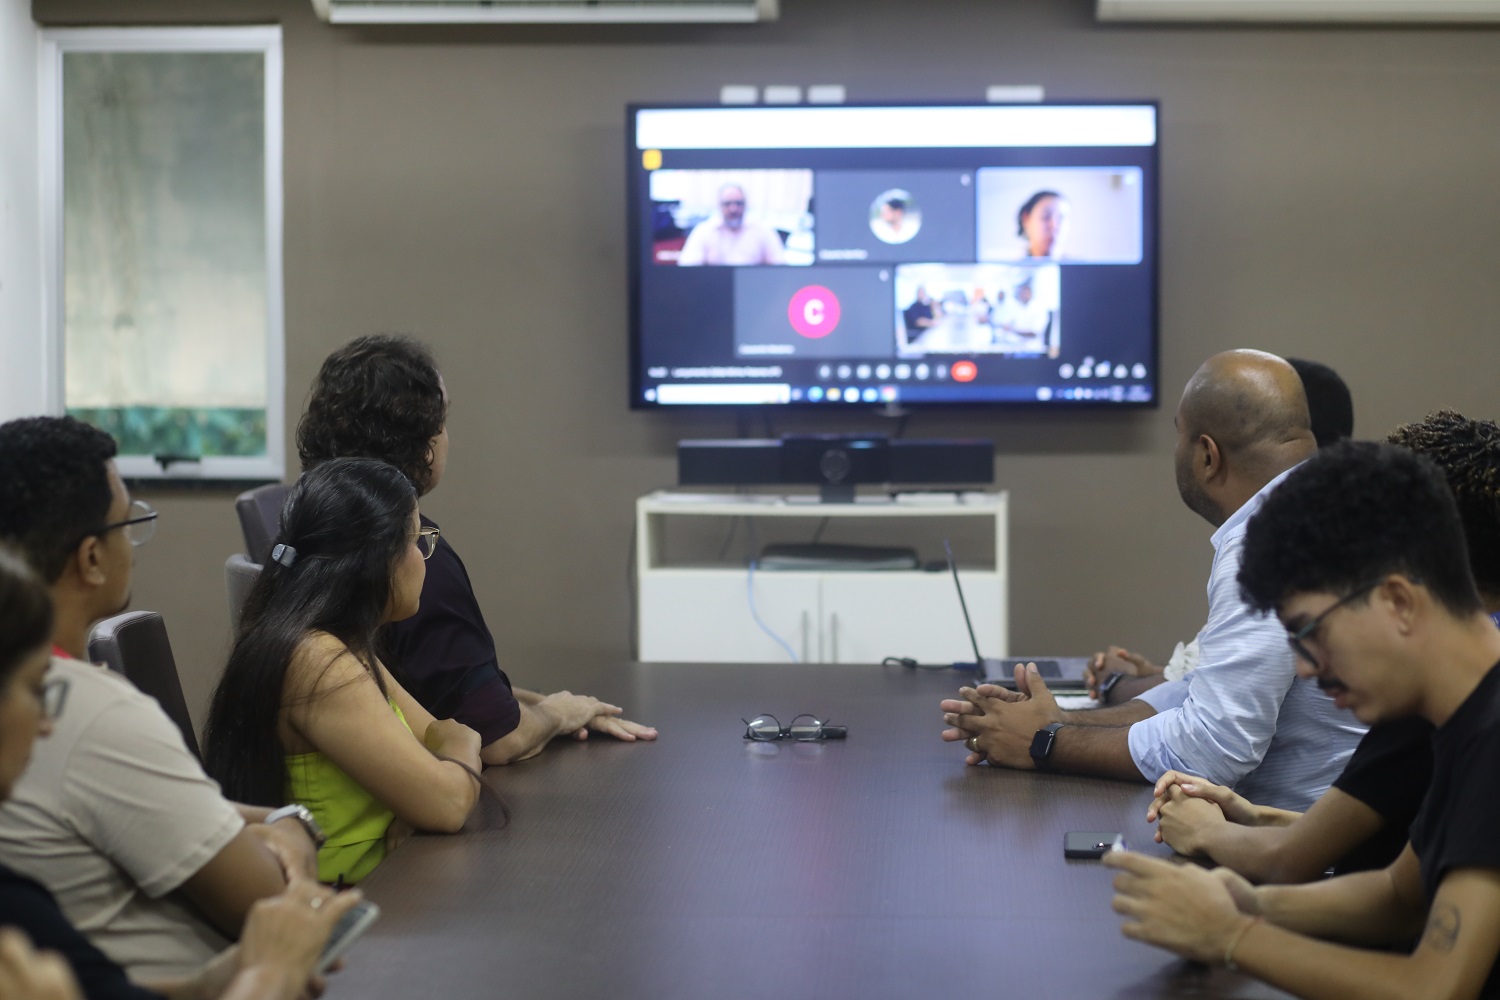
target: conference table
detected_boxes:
[329,661,1291,999]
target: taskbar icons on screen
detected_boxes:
[642,357,1151,405]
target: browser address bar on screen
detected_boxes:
[635,105,1157,150]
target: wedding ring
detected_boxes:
[965,736,979,752]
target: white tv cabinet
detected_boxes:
[635,491,1007,664]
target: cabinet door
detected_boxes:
[639,570,820,663]
[819,573,1003,665]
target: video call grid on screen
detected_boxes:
[628,103,1158,410]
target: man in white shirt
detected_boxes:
[677,184,786,266]
[991,277,1051,346]
[939,350,1367,813]
[0,416,319,979]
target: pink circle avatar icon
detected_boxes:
[787,285,842,339]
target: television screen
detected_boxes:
[628,102,1158,408]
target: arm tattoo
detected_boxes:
[1423,902,1461,954]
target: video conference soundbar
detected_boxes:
[678,435,993,501]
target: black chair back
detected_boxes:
[235,483,290,564]
[224,553,263,635]
[88,611,202,761]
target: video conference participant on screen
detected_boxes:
[991,276,1051,347]
[870,192,919,245]
[678,184,785,266]
[1017,190,1068,260]
[902,286,939,343]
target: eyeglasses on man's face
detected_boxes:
[416,525,440,560]
[91,499,158,548]
[1285,579,1381,670]
[742,713,847,742]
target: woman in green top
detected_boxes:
[204,458,483,884]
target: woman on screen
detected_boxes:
[204,458,483,885]
[1017,190,1069,259]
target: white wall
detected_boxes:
[0,0,42,421]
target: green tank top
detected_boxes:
[284,699,411,885]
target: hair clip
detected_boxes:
[270,543,298,568]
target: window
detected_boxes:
[40,27,284,481]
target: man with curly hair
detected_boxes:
[297,335,656,765]
[1149,411,1500,882]
[1106,440,1500,999]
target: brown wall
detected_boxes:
[33,0,1500,731]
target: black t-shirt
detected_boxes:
[1409,659,1500,996]
[902,300,934,338]
[383,515,521,745]
[0,864,163,1000]
[1329,716,1435,874]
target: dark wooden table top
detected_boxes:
[329,662,1290,999]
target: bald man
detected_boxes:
[941,350,1367,811]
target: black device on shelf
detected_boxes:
[678,435,993,502]
[629,101,1159,410]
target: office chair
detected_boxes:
[224,553,263,635]
[235,483,290,564]
[88,611,202,761]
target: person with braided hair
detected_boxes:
[1148,411,1500,883]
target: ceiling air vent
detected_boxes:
[313,0,777,23]
[1097,0,1500,21]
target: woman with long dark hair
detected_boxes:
[296,335,654,767]
[204,458,482,885]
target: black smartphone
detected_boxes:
[313,899,381,976]
[1064,831,1123,860]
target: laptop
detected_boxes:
[944,540,1092,692]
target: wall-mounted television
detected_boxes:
[628,101,1159,409]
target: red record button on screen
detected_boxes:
[951,360,978,382]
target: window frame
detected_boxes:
[38,25,285,483]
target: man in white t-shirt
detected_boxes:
[677,184,786,266]
[991,277,1051,346]
[0,416,321,979]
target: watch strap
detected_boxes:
[1029,722,1066,771]
[265,803,326,848]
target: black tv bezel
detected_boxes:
[626,98,1161,413]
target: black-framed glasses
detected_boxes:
[90,500,158,547]
[41,677,69,721]
[1286,579,1381,668]
[417,526,440,560]
[742,713,847,742]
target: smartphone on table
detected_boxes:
[313,899,381,976]
[1063,831,1124,860]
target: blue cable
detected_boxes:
[746,559,799,663]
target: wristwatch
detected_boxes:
[264,803,327,848]
[1029,722,1066,771]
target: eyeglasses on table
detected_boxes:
[742,713,847,742]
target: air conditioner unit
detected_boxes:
[312,0,777,23]
[1098,0,1500,21]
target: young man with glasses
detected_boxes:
[1105,440,1500,998]
[1146,411,1500,882]
[0,417,322,980]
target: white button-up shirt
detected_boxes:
[1127,466,1368,812]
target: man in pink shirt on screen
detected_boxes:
[677,184,785,266]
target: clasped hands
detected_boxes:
[939,662,1063,768]
[1145,770,1248,854]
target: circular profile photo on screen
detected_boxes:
[869,189,921,245]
